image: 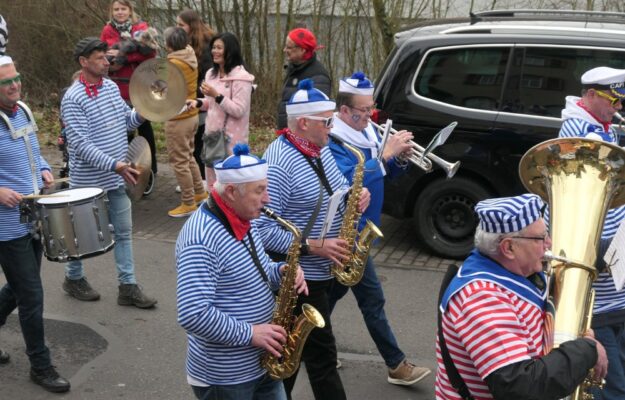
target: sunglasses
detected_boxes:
[301,115,334,128]
[594,90,623,106]
[0,74,21,87]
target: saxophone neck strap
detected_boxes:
[303,155,333,197]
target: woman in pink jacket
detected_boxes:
[189,32,254,189]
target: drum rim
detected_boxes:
[36,187,104,205]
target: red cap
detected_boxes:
[288,28,323,61]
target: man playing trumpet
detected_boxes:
[327,71,431,385]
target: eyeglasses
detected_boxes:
[349,104,376,113]
[0,74,21,87]
[301,115,334,128]
[509,233,550,243]
[284,45,300,51]
[594,90,622,107]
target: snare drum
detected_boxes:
[36,187,115,262]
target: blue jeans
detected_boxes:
[328,256,405,369]
[191,374,286,400]
[591,323,625,400]
[0,234,51,369]
[65,187,136,284]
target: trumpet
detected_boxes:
[369,120,460,179]
[615,112,625,130]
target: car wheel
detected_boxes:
[413,177,493,259]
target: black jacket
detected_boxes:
[276,53,331,129]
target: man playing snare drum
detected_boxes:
[0,55,71,393]
[60,37,156,308]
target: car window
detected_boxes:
[506,46,625,118]
[414,46,511,111]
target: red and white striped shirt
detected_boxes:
[435,280,545,400]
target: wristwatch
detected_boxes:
[215,94,224,104]
[300,239,310,256]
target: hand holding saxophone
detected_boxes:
[358,187,371,213]
[383,129,414,161]
[308,238,350,267]
[280,264,309,296]
[251,324,287,358]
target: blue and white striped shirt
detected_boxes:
[0,107,50,241]
[61,79,142,191]
[258,136,350,281]
[559,99,625,314]
[176,205,283,386]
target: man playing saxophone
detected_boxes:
[327,71,431,385]
[175,143,307,400]
[435,194,608,400]
[258,79,370,400]
[559,66,625,400]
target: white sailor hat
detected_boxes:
[339,71,374,96]
[475,194,544,234]
[214,143,268,184]
[286,79,336,117]
[581,66,625,99]
[0,15,7,56]
[0,55,12,67]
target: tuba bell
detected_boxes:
[519,137,625,400]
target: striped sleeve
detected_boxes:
[559,118,594,138]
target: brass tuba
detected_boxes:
[519,137,625,400]
[329,135,384,286]
[260,207,325,380]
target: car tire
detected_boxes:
[413,177,493,259]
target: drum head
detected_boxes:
[37,187,103,205]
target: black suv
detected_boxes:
[374,9,625,259]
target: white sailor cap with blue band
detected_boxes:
[214,143,268,184]
[338,71,374,96]
[286,79,336,117]
[475,193,544,234]
[581,66,625,99]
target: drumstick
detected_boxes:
[22,193,70,199]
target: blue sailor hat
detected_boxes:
[581,66,625,99]
[214,143,268,184]
[286,79,336,117]
[339,71,374,96]
[475,194,544,234]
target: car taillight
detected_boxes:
[371,108,388,125]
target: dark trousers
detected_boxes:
[283,279,346,400]
[137,120,157,174]
[0,234,51,370]
[194,123,206,180]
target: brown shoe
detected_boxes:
[63,277,100,301]
[387,359,431,386]
[117,284,157,309]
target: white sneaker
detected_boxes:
[175,185,181,193]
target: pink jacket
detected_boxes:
[200,65,254,148]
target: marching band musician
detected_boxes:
[435,194,607,400]
[60,37,156,308]
[175,144,307,400]
[559,66,625,400]
[0,55,70,393]
[258,79,370,400]
[327,71,431,385]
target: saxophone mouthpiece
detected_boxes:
[261,207,276,219]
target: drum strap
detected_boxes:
[0,101,39,194]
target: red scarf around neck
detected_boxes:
[276,127,321,158]
[79,73,103,98]
[577,100,611,133]
[211,189,251,241]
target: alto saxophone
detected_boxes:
[330,135,384,286]
[261,207,325,380]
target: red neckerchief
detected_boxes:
[276,127,321,158]
[211,189,250,241]
[0,104,18,116]
[577,100,611,133]
[79,73,103,98]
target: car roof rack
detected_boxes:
[470,9,625,24]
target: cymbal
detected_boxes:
[125,136,152,201]
[129,58,187,122]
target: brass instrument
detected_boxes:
[369,120,460,178]
[520,137,625,400]
[261,207,325,380]
[614,112,625,131]
[329,135,384,286]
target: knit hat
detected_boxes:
[0,15,7,56]
[287,28,323,61]
[475,194,544,234]
[286,79,336,117]
[339,71,374,96]
[581,66,625,99]
[215,143,268,184]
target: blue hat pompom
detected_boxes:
[351,71,366,80]
[232,143,250,157]
[298,79,315,90]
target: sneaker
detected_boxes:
[168,202,197,218]
[0,348,9,364]
[175,185,181,193]
[194,191,209,205]
[118,284,157,309]
[30,366,71,393]
[387,359,431,386]
[63,277,100,301]
[336,359,342,369]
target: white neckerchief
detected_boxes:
[331,113,386,175]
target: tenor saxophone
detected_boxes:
[330,135,384,286]
[261,207,325,380]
